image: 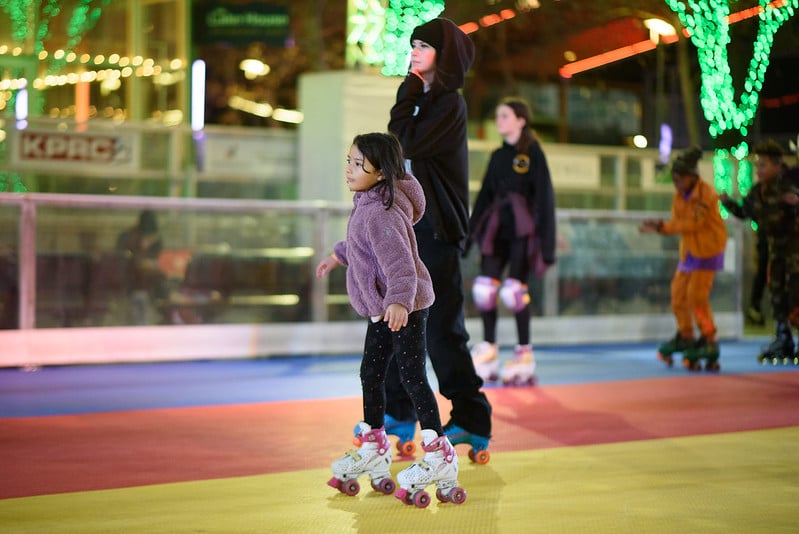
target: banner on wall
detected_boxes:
[199,132,294,180]
[194,2,290,46]
[9,129,139,172]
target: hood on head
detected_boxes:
[412,18,474,92]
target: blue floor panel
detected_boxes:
[1,337,793,418]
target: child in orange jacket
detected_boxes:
[640,147,727,371]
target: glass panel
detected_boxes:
[33,206,319,327]
[626,158,642,189]
[599,156,616,188]
[462,217,737,318]
[323,211,359,321]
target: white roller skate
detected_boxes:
[471,341,499,382]
[501,344,537,386]
[395,429,466,508]
[328,422,395,496]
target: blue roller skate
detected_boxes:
[354,414,417,456]
[444,423,491,464]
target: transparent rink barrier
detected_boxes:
[0,194,744,335]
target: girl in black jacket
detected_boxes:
[467,98,556,385]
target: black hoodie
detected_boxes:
[388,18,475,247]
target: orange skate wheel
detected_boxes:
[397,440,416,456]
[472,449,490,465]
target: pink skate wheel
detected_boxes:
[412,491,431,508]
[343,480,360,496]
[327,477,342,490]
[395,488,412,505]
[372,478,395,495]
[436,488,450,502]
[450,487,467,504]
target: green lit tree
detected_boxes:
[665,0,798,196]
[345,0,445,75]
[0,0,109,191]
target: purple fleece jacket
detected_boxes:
[333,174,434,318]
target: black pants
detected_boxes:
[361,308,442,434]
[384,217,493,437]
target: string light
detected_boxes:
[665,0,797,199]
[381,0,446,76]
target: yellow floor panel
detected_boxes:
[2,427,797,533]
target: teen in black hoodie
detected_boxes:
[386,18,493,458]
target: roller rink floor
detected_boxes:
[1,336,798,533]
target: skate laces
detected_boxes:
[422,436,456,464]
[343,449,363,461]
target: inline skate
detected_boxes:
[682,337,720,372]
[657,332,695,367]
[500,344,536,386]
[444,423,491,464]
[328,422,395,496]
[395,429,466,508]
[470,341,499,382]
[757,323,797,366]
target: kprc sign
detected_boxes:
[11,130,137,171]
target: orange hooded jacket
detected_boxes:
[660,178,727,262]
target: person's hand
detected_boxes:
[782,191,799,206]
[316,256,338,278]
[639,220,661,233]
[409,69,424,81]
[384,303,409,332]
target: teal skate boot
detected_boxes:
[682,337,720,372]
[444,423,491,464]
[657,332,695,367]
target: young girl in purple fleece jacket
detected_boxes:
[318,132,465,507]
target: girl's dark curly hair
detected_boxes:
[352,132,406,210]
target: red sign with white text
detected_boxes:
[11,129,137,171]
